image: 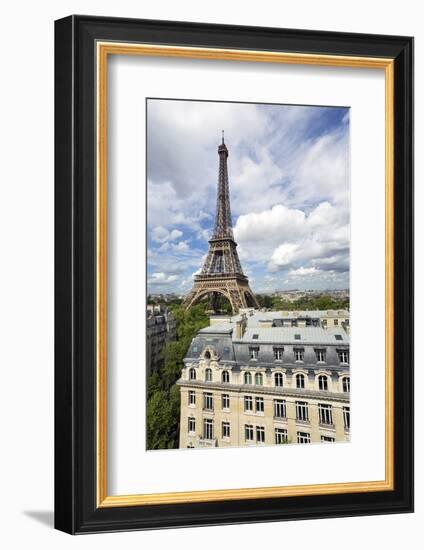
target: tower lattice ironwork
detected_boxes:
[183,135,259,313]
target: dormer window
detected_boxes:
[273,347,284,361]
[338,350,349,364]
[222,370,230,383]
[315,348,326,363]
[205,368,212,382]
[249,346,259,360]
[189,368,196,381]
[294,347,304,362]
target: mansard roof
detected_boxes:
[242,327,348,345]
[184,312,349,368]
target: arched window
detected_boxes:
[318,374,328,391]
[204,350,211,359]
[274,372,283,387]
[244,371,252,385]
[189,368,196,381]
[255,372,263,386]
[205,368,212,382]
[222,370,230,383]
[342,376,350,393]
[296,373,305,389]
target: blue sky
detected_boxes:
[147,99,350,294]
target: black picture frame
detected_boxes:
[55,15,414,534]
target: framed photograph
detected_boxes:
[54,15,414,534]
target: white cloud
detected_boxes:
[288,266,319,277]
[234,205,306,244]
[147,100,350,292]
[158,242,170,252]
[148,272,179,285]
[269,244,301,269]
[284,266,348,288]
[151,226,183,243]
[172,240,190,252]
[234,200,349,277]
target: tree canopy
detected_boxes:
[146,303,209,450]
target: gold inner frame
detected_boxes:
[96,42,395,508]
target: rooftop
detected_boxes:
[242,327,348,345]
[200,310,349,345]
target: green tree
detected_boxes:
[256,294,273,309]
[146,302,209,450]
[146,390,175,449]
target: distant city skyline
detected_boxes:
[147,99,350,295]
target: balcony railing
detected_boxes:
[198,437,217,447]
[319,422,336,430]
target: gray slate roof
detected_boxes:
[242,327,348,345]
[185,317,349,368]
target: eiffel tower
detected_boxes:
[183,133,259,313]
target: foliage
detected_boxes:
[212,294,233,313]
[268,295,349,312]
[146,295,348,449]
[256,294,274,309]
[146,303,209,450]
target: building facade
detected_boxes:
[146,304,177,376]
[178,310,350,448]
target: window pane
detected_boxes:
[275,428,288,444]
[296,401,309,421]
[296,374,305,389]
[297,431,311,443]
[275,372,283,387]
[274,399,286,418]
[343,376,350,392]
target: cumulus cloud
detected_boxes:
[287,266,320,277]
[234,200,349,280]
[234,205,306,244]
[172,240,190,252]
[151,226,183,243]
[146,99,350,293]
[148,272,179,285]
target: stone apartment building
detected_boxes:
[177,309,350,448]
[146,304,177,376]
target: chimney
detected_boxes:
[235,314,247,339]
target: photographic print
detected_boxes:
[146,98,350,451]
[55,18,413,532]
